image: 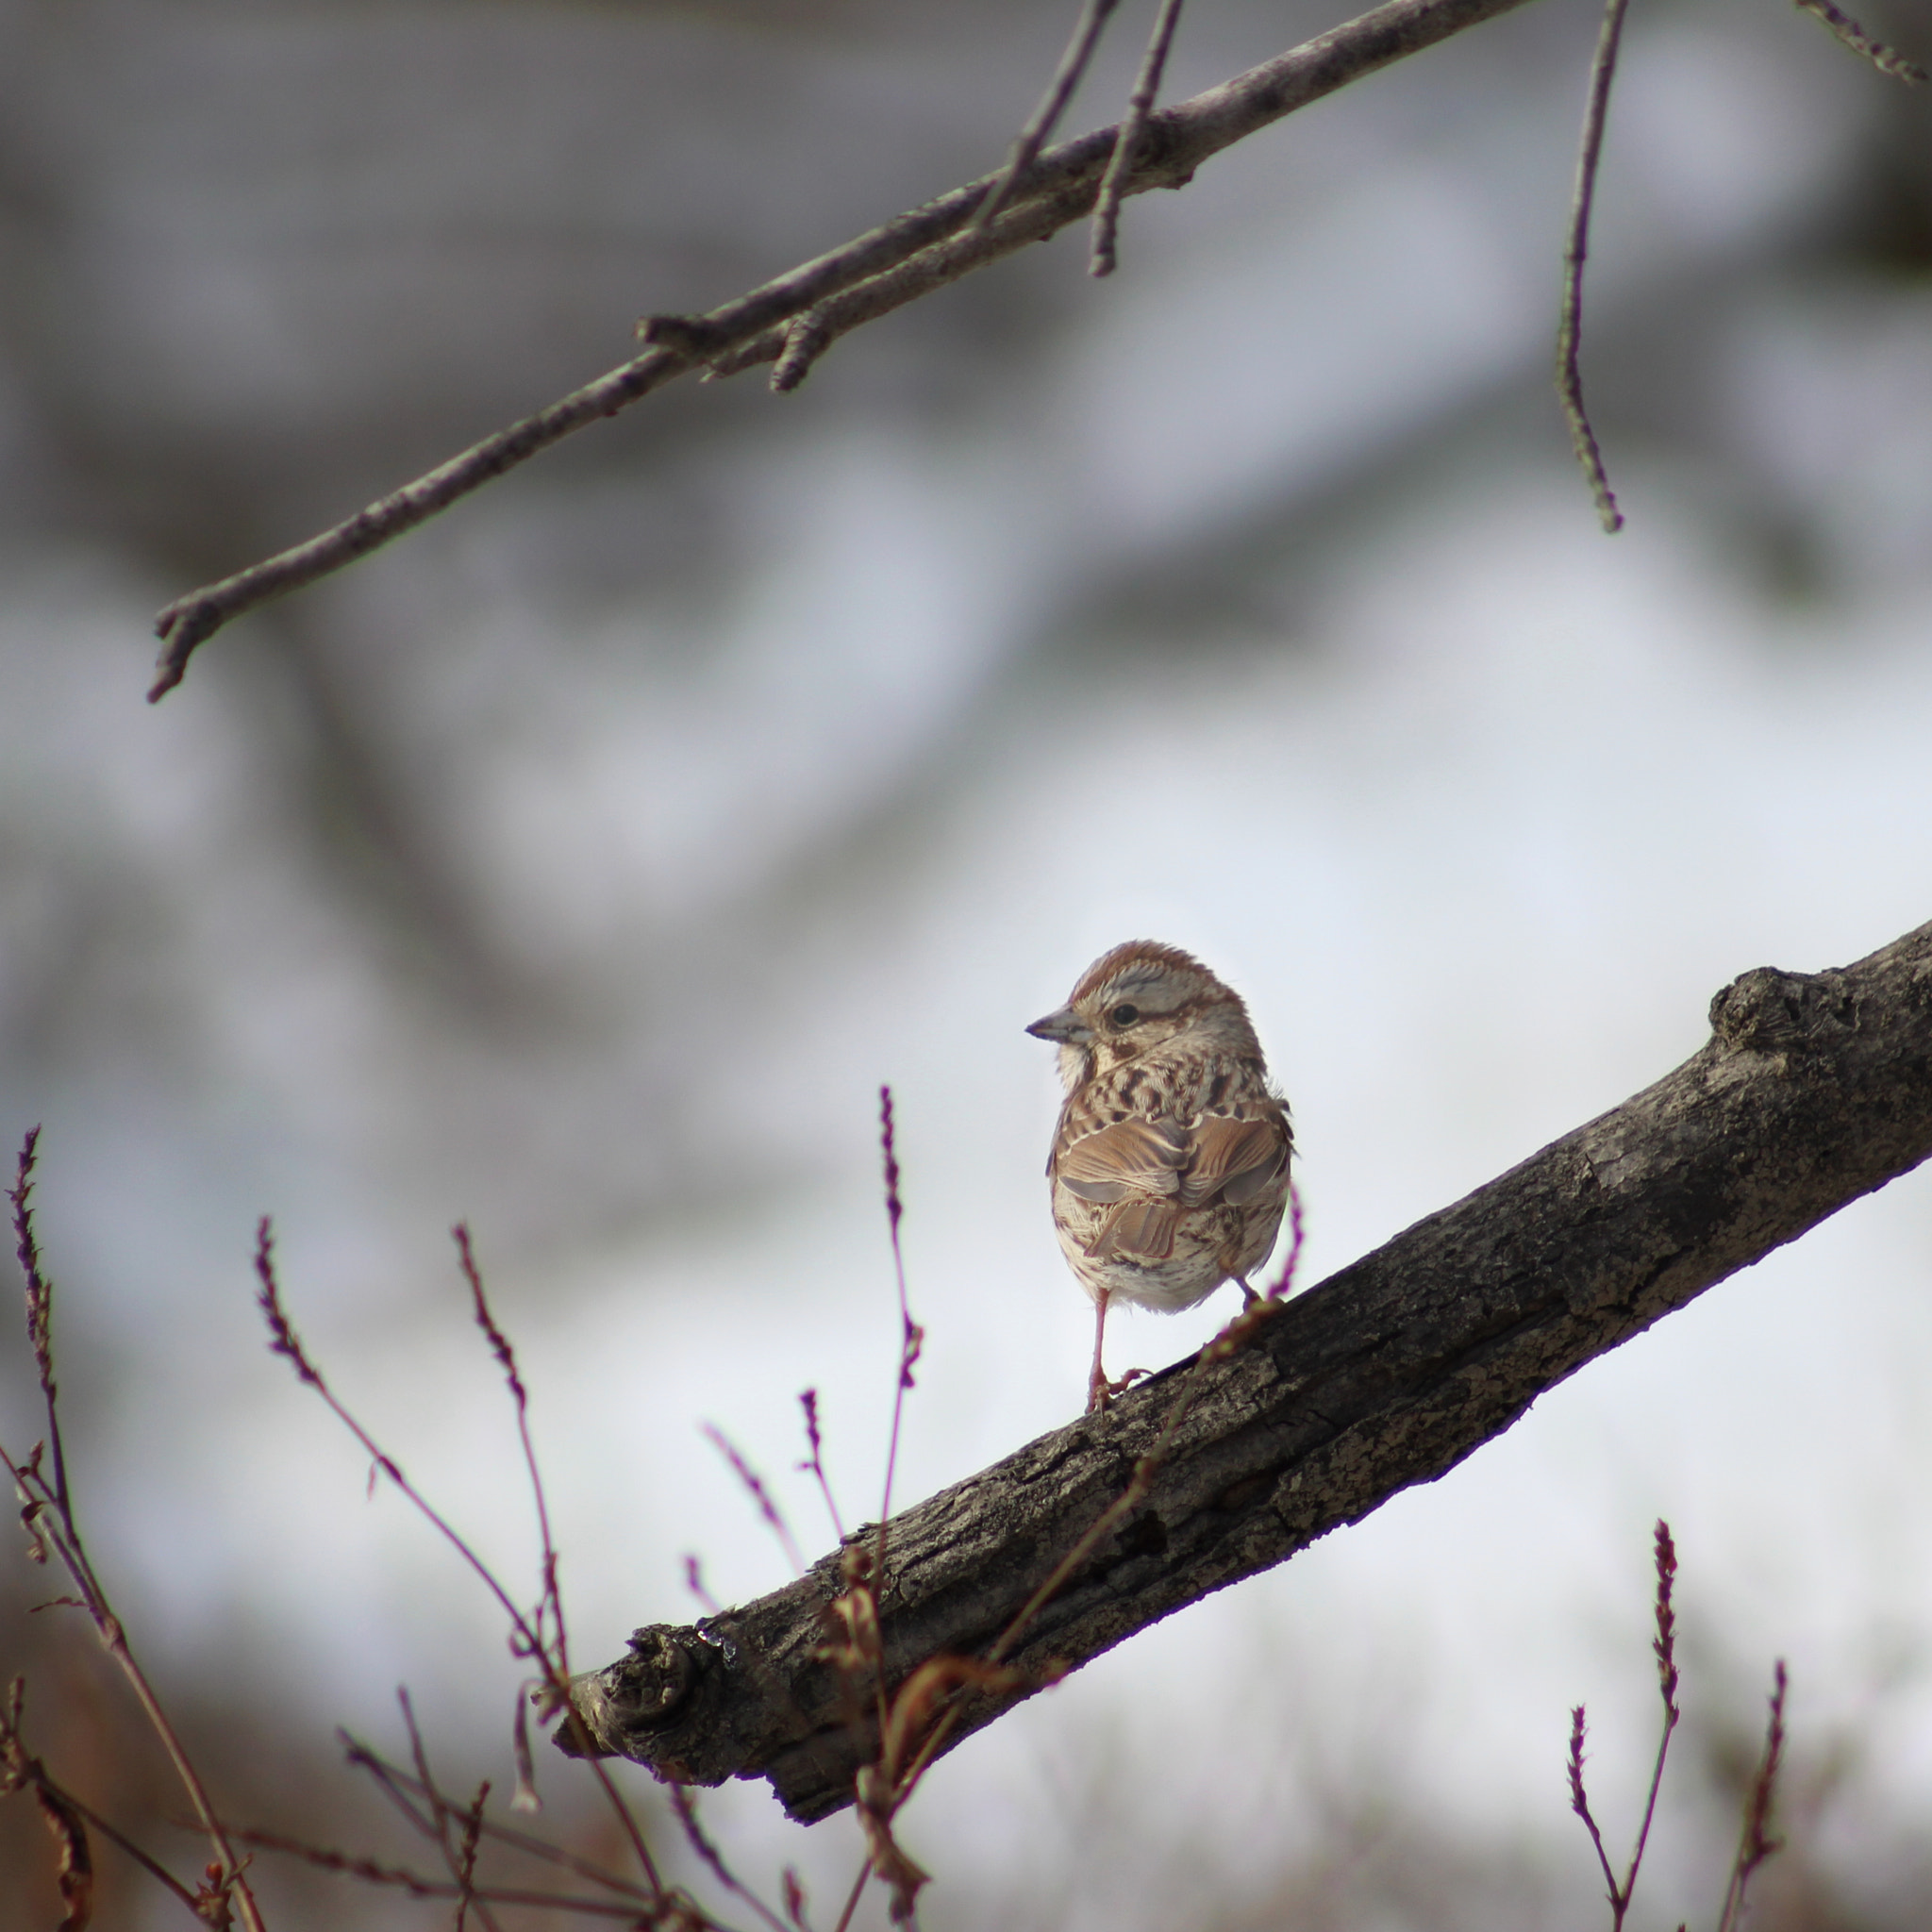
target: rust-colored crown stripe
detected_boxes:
[1071,940,1220,1006]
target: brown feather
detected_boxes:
[1087,1198,1181,1262]
[1054,1117,1189,1203]
[1183,1113,1289,1207]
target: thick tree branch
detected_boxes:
[148,0,1539,701]
[561,918,1932,1823]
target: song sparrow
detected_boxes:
[1027,941,1292,1414]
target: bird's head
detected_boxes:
[1025,940,1259,1089]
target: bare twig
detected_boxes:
[454,1781,489,1932]
[769,312,834,394]
[6,1135,267,1932]
[1091,0,1190,276]
[795,1390,845,1544]
[1716,1659,1790,1932]
[255,1220,544,1657]
[399,1689,508,1932]
[1556,0,1629,534]
[335,1732,650,1896]
[223,1828,661,1919]
[147,0,1541,698]
[974,0,1124,234]
[1792,0,1926,82]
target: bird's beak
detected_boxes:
[1025,1005,1090,1044]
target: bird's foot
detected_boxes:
[1086,1366,1151,1413]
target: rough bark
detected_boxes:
[562,919,1932,1823]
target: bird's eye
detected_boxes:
[1110,1003,1141,1027]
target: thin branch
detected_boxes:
[1792,0,1926,83]
[3,1683,194,1920]
[454,1781,489,1932]
[400,1689,509,1932]
[334,1731,652,1897]
[1091,0,1190,276]
[147,0,1541,698]
[255,1220,544,1658]
[1556,0,1629,534]
[974,0,1124,234]
[223,1830,664,1919]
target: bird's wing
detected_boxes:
[1180,1113,1290,1208]
[1054,1117,1190,1204]
[1087,1199,1181,1262]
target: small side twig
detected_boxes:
[1792,0,1926,82]
[1716,1659,1790,1932]
[769,312,834,393]
[974,0,1124,233]
[1555,0,1630,534]
[1090,0,1189,275]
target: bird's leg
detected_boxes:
[1234,1273,1259,1308]
[1088,1288,1150,1410]
[1087,1287,1112,1414]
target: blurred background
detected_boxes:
[3,0,1930,1924]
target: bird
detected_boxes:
[1026,941,1292,1414]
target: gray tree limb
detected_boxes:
[562,918,1932,1823]
[147,0,1540,700]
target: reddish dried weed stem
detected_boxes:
[6,1130,268,1931]
[797,1388,846,1543]
[1567,1521,1681,1930]
[1568,1523,1790,1932]
[1717,1659,1789,1932]
[255,1216,675,1905]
